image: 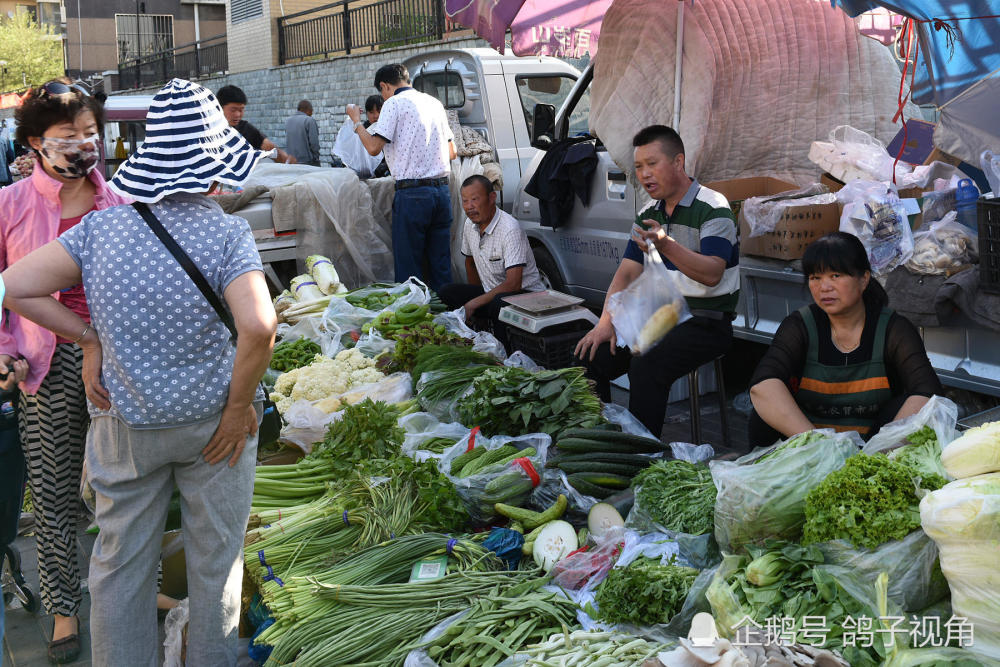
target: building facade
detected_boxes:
[63,0,225,82]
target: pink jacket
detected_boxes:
[0,165,130,394]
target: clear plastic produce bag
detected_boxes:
[711,430,860,553]
[742,183,836,237]
[439,432,550,525]
[433,310,507,360]
[863,394,959,457]
[606,247,691,355]
[905,213,979,275]
[549,527,625,592]
[817,529,949,613]
[839,183,914,276]
[399,412,471,463]
[332,116,383,176]
[276,317,342,358]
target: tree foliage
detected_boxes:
[0,12,63,92]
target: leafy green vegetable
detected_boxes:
[270,337,322,372]
[594,556,698,626]
[802,453,944,549]
[375,331,475,376]
[888,426,950,487]
[407,344,498,384]
[455,366,603,438]
[310,399,405,470]
[632,460,716,535]
[706,542,892,667]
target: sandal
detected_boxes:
[47,617,81,664]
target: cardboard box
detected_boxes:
[706,177,841,260]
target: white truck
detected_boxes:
[412,51,1000,400]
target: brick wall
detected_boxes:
[119,36,487,165]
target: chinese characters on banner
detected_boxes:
[730,615,975,649]
[524,25,593,58]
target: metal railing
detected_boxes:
[118,34,228,90]
[278,0,468,65]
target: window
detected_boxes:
[15,4,36,21]
[116,14,174,62]
[514,75,588,139]
[36,2,61,30]
[413,71,465,109]
[230,0,264,24]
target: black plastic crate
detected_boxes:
[979,197,1000,295]
[507,320,592,369]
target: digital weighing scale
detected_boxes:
[497,290,598,334]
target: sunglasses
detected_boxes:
[37,81,75,99]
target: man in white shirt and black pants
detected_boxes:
[348,63,457,290]
[439,175,546,347]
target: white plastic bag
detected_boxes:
[332,117,383,176]
[741,183,837,237]
[607,248,691,355]
[905,213,978,275]
[982,149,1000,197]
[276,317,342,358]
[163,598,190,667]
[601,402,657,439]
[433,309,507,360]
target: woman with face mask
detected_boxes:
[0,78,129,663]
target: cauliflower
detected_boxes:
[314,396,343,414]
[270,350,381,413]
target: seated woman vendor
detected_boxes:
[747,232,941,447]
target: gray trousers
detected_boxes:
[85,407,259,667]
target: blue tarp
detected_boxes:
[835,2,1000,107]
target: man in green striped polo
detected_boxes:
[574,125,739,437]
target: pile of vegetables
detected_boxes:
[594,556,698,627]
[456,366,603,437]
[413,580,579,667]
[268,348,382,413]
[345,286,404,311]
[516,631,666,666]
[545,427,666,499]
[705,542,891,667]
[887,425,950,485]
[802,453,944,549]
[376,335,477,376]
[630,459,716,535]
[363,303,437,336]
[268,337,321,372]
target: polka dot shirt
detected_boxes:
[367,88,454,180]
[58,193,264,428]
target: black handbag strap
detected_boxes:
[132,202,237,340]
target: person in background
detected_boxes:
[217,84,296,164]
[0,78,131,664]
[0,132,13,187]
[347,63,457,290]
[364,94,383,127]
[748,232,941,447]
[574,125,739,438]
[439,175,546,347]
[285,99,320,166]
[2,78,276,666]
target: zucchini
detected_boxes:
[555,461,645,477]
[588,503,625,540]
[547,452,656,468]
[566,474,616,499]
[495,494,567,530]
[572,472,631,490]
[481,471,534,504]
[450,446,485,475]
[558,430,669,454]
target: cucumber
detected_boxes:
[558,430,669,454]
[547,452,656,468]
[461,445,518,477]
[572,472,631,490]
[566,474,616,499]
[554,437,621,454]
[555,461,646,477]
[482,471,534,504]
[450,446,486,475]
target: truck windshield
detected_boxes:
[514,75,589,139]
[413,71,465,108]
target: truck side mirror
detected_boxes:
[531,103,556,150]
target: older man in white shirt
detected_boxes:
[347,63,457,290]
[439,175,545,348]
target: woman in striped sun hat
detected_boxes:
[1,78,277,665]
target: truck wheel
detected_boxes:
[532,246,565,292]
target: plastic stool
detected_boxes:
[686,355,729,448]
